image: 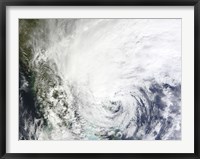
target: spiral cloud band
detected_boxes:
[19,19,181,140]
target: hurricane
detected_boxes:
[19,19,181,140]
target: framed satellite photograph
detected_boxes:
[0,0,200,159]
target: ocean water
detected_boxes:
[19,19,181,140]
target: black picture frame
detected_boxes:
[0,0,200,158]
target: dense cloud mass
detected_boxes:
[19,19,181,140]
